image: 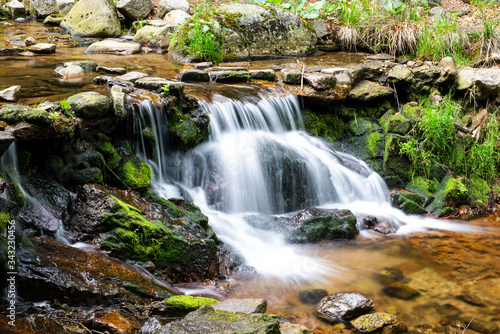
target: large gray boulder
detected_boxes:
[31,0,58,17]
[157,0,189,18]
[66,91,110,119]
[214,4,317,58]
[6,0,26,19]
[56,0,74,15]
[86,39,141,55]
[116,0,154,21]
[163,9,191,26]
[473,68,500,100]
[60,0,121,37]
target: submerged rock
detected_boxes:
[317,292,374,320]
[299,289,328,304]
[351,312,407,333]
[382,282,420,300]
[212,298,267,314]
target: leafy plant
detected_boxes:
[467,113,500,181]
[161,84,170,97]
[59,99,73,118]
[48,112,59,124]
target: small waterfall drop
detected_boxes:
[134,93,476,282]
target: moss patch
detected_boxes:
[304,111,344,142]
[467,176,490,207]
[164,295,218,315]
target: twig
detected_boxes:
[462,315,475,334]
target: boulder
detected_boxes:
[97,66,127,75]
[31,0,58,17]
[133,25,174,47]
[348,80,393,101]
[0,85,21,102]
[6,0,26,19]
[154,305,280,334]
[57,0,74,15]
[86,39,142,55]
[157,0,189,18]
[116,0,154,21]
[351,312,406,333]
[163,9,191,26]
[286,208,358,243]
[110,85,126,117]
[317,292,374,320]
[134,77,184,98]
[55,65,85,79]
[212,299,267,314]
[66,91,110,119]
[63,60,97,72]
[177,69,211,82]
[473,68,500,100]
[29,43,56,54]
[60,0,121,37]
[456,69,474,91]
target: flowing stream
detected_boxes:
[134,92,478,283]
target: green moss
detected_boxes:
[286,215,358,243]
[96,141,119,167]
[401,103,421,122]
[391,191,428,214]
[304,111,344,142]
[438,175,469,205]
[152,196,209,229]
[348,117,373,136]
[23,109,51,124]
[0,212,12,234]
[169,110,209,151]
[406,176,436,204]
[71,167,103,185]
[117,160,151,189]
[164,295,218,315]
[0,105,23,123]
[367,132,383,158]
[467,176,490,207]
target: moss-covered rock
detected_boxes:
[0,105,24,123]
[427,175,469,216]
[391,191,427,214]
[60,0,121,37]
[348,117,375,136]
[348,80,393,101]
[67,92,110,119]
[467,176,490,207]
[304,111,344,142]
[22,109,52,125]
[168,106,209,151]
[163,295,218,316]
[351,312,407,334]
[406,176,435,205]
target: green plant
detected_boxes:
[467,113,500,181]
[161,84,170,97]
[59,99,73,118]
[48,112,59,124]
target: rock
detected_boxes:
[29,43,56,54]
[317,292,375,320]
[458,316,498,334]
[348,80,393,101]
[210,70,250,83]
[298,289,328,304]
[373,221,398,234]
[139,318,162,334]
[437,56,458,86]
[31,0,59,17]
[163,9,191,26]
[303,72,336,90]
[194,62,213,69]
[286,208,358,243]
[0,85,21,102]
[24,36,36,46]
[212,299,267,314]
[92,312,133,334]
[351,312,406,333]
[388,64,413,85]
[429,6,446,20]
[176,69,209,82]
[0,47,24,56]
[457,293,484,306]
[133,25,174,48]
[473,68,500,100]
[361,216,378,229]
[43,13,64,25]
[375,267,409,286]
[97,66,127,75]
[280,322,311,334]
[154,305,280,334]
[17,236,166,305]
[367,54,396,62]
[87,39,141,55]
[64,61,97,72]
[391,191,427,214]
[282,68,302,85]
[157,0,189,18]
[456,69,474,91]
[155,295,219,316]
[14,17,26,23]
[22,108,52,124]
[66,91,110,119]
[57,0,75,15]
[134,77,184,98]
[6,0,26,19]
[382,282,420,299]
[61,0,122,38]
[249,69,276,82]
[321,67,351,85]
[116,0,154,21]
[310,19,328,38]
[55,65,85,79]
[0,132,15,157]
[0,105,25,123]
[110,85,126,117]
[116,71,149,82]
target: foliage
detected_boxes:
[161,84,170,97]
[252,0,337,19]
[48,112,59,124]
[59,99,74,118]
[467,114,500,181]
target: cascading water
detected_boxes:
[134,93,476,283]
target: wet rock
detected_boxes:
[194,62,213,69]
[24,36,36,46]
[0,104,24,123]
[97,66,127,75]
[375,267,409,286]
[139,317,162,333]
[31,0,59,17]
[155,305,280,334]
[111,85,126,117]
[0,85,21,102]
[134,77,184,98]
[280,322,311,334]
[153,295,218,316]
[0,132,15,157]
[391,191,427,215]
[382,282,420,300]
[303,72,336,90]
[157,0,190,18]
[436,303,461,319]
[373,221,398,234]
[321,67,351,85]
[92,311,134,334]
[116,0,154,21]
[367,54,396,62]
[57,0,75,15]
[29,43,56,54]
[286,208,358,243]
[348,80,393,101]
[212,298,267,314]
[0,47,24,55]
[6,0,26,19]
[210,70,250,83]
[116,71,149,82]
[298,289,328,304]
[177,69,210,82]
[456,293,485,306]
[362,216,378,229]
[55,64,85,79]
[22,108,52,124]
[64,60,98,72]
[249,69,276,82]
[94,75,113,85]
[67,91,110,119]
[61,0,122,38]
[351,312,407,333]
[17,236,166,305]
[87,39,141,55]
[317,292,374,320]
[281,68,302,85]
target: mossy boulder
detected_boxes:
[348,80,393,101]
[427,175,469,216]
[0,105,25,123]
[67,92,110,119]
[391,191,427,215]
[163,295,218,316]
[286,208,358,243]
[304,111,344,142]
[22,109,52,125]
[167,104,210,151]
[406,177,435,205]
[60,0,121,37]
[466,176,490,207]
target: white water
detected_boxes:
[134,94,478,283]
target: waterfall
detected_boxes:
[134,94,476,282]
